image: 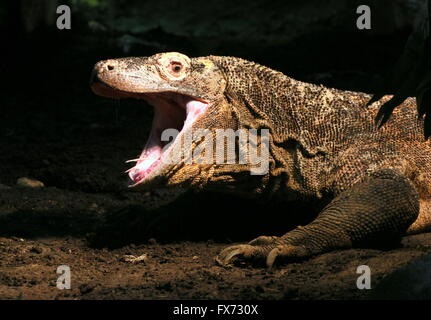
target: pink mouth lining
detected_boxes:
[127,95,208,186]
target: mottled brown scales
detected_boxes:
[91,52,431,268]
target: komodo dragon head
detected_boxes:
[90,52,272,196]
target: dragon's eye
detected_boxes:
[170,61,183,75]
[158,55,190,80]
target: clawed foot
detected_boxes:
[215,235,309,268]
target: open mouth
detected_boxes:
[91,82,209,186]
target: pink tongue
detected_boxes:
[129,146,162,182]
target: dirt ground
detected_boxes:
[1,171,431,300]
[1,214,431,300]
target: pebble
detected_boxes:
[148,238,158,245]
[30,246,43,254]
[11,237,25,242]
[121,254,149,264]
[16,177,45,188]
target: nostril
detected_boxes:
[107,64,114,71]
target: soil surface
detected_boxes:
[1,223,431,299]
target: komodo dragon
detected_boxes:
[90,52,431,268]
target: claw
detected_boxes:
[267,245,309,268]
[224,248,243,263]
[216,237,310,268]
[266,247,281,269]
[216,237,281,267]
[216,244,257,266]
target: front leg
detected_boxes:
[216,170,420,268]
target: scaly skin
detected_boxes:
[91,52,431,268]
